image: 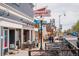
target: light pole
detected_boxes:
[59,15,61,35]
[58,13,66,36]
[40,16,43,50]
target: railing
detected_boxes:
[28,49,79,56]
[28,42,79,56]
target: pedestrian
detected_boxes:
[48,35,52,43]
[77,34,79,56]
[35,37,38,47]
[51,35,54,43]
[59,35,63,41]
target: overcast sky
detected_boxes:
[34,3,79,31]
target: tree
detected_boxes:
[72,20,79,32]
[65,29,73,34]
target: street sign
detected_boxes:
[34,7,51,17]
[34,7,51,50]
[38,24,45,30]
[34,19,47,24]
[34,19,40,24]
[34,24,39,28]
[34,28,38,32]
[42,20,47,24]
[34,10,51,17]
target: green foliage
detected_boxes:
[72,20,79,32]
[65,29,72,34]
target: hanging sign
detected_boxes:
[34,7,51,17]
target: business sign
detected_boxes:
[34,24,39,28]
[34,7,51,17]
[34,19,40,24]
[34,19,47,24]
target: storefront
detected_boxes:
[0,20,35,55]
[0,3,34,56]
[0,19,23,55]
[0,27,9,55]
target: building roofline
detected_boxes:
[0,16,26,25]
[3,3,34,22]
[0,4,33,23]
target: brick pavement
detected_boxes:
[5,49,29,56]
[5,41,47,56]
[6,41,59,56]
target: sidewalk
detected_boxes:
[5,41,47,56]
[5,49,29,56]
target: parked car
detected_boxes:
[71,32,78,37]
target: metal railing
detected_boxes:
[28,49,79,56]
[28,42,79,56]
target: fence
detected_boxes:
[28,42,79,56]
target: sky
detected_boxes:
[34,3,79,31]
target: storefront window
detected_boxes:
[4,30,8,48]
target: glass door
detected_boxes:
[4,29,8,49]
[3,29,9,55]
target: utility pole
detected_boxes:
[59,15,61,35]
[58,13,66,37]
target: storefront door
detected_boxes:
[9,29,15,49]
[3,29,9,55]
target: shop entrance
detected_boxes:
[24,30,29,42]
[15,29,21,49]
[9,29,15,50]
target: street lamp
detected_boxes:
[40,16,43,50]
[59,15,61,34]
[58,13,66,36]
